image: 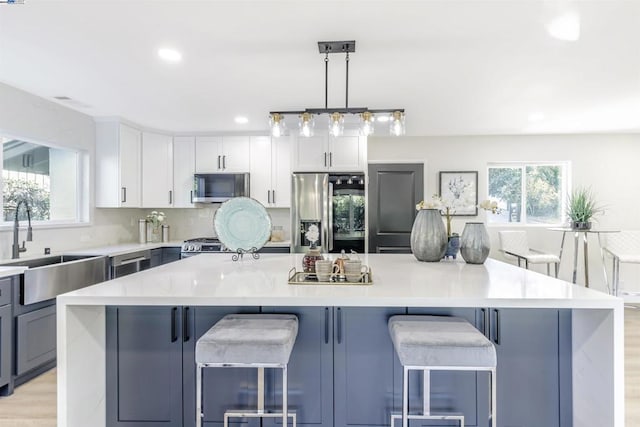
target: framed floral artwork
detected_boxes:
[438,171,478,216]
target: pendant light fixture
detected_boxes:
[269,40,405,137]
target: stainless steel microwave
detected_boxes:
[193,173,250,203]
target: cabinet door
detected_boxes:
[483,308,560,427]
[406,308,481,427]
[272,137,291,207]
[334,307,404,427]
[328,135,364,171]
[293,135,328,171]
[249,136,272,206]
[142,132,174,208]
[195,136,223,172]
[182,306,261,427]
[162,247,182,264]
[16,305,56,376]
[221,136,251,172]
[262,307,333,427]
[119,124,142,207]
[106,306,183,427]
[173,136,196,208]
[0,304,10,389]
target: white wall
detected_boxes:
[369,134,640,293]
[0,82,140,258]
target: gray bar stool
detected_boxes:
[196,314,299,427]
[388,315,497,427]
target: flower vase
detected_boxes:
[444,234,460,259]
[460,222,490,264]
[147,224,161,243]
[410,209,447,262]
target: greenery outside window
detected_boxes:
[2,137,85,224]
[488,162,569,225]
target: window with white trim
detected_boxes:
[2,137,86,224]
[487,162,569,225]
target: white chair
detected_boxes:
[498,230,560,277]
[602,231,640,296]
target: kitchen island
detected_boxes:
[56,253,623,427]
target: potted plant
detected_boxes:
[567,187,601,230]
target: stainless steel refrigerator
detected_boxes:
[291,172,365,253]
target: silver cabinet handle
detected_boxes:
[217,155,221,170]
[336,307,342,344]
[267,190,271,204]
[329,152,333,167]
[223,155,226,169]
[324,307,330,344]
[190,190,193,204]
[272,190,276,205]
[169,190,173,205]
[121,187,126,203]
[324,152,327,167]
[492,309,501,345]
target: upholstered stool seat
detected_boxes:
[389,315,497,427]
[196,314,299,427]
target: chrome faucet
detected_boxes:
[12,200,33,259]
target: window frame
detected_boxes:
[0,134,90,228]
[486,161,571,227]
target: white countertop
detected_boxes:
[0,265,28,278]
[57,253,620,309]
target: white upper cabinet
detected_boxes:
[96,121,142,208]
[250,136,291,208]
[141,132,173,208]
[292,132,365,172]
[195,136,250,173]
[172,136,196,208]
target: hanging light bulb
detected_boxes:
[359,111,375,136]
[298,112,315,137]
[269,113,287,138]
[389,111,405,136]
[329,112,344,137]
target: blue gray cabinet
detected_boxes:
[16,304,56,376]
[477,308,571,427]
[334,307,404,427]
[150,248,163,268]
[261,307,333,427]
[0,278,12,394]
[106,306,185,427]
[106,305,260,427]
[405,308,481,427]
[162,247,182,264]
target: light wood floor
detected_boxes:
[1,308,640,426]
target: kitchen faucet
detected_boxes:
[12,199,33,259]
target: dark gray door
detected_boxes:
[368,163,423,253]
[263,307,333,427]
[106,306,183,427]
[0,304,11,390]
[334,307,404,427]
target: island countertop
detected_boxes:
[58,253,619,309]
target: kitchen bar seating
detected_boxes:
[388,315,497,427]
[195,314,299,427]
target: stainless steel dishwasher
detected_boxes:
[109,250,151,278]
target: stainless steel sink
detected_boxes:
[1,255,108,305]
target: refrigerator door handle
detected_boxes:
[328,182,334,252]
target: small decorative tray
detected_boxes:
[288,267,373,286]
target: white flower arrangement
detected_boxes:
[478,199,501,214]
[146,211,166,230]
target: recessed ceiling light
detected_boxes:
[157,48,182,62]
[234,116,249,124]
[548,12,580,41]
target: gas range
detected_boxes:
[181,237,223,257]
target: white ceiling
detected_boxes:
[1,0,639,136]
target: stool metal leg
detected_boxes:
[283,365,288,427]
[196,363,203,427]
[491,368,497,427]
[402,366,409,427]
[257,367,265,414]
[422,369,430,415]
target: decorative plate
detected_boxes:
[214,197,272,252]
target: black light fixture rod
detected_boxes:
[269,108,404,115]
[345,51,350,109]
[324,53,329,109]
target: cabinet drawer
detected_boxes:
[16,305,56,376]
[0,278,11,306]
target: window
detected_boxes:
[487,162,569,225]
[2,137,85,224]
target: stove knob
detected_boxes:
[189,244,196,251]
